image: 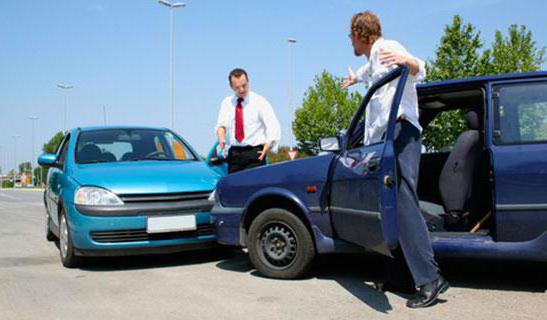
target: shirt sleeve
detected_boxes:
[214,98,230,133]
[355,65,368,83]
[378,40,426,82]
[259,98,281,153]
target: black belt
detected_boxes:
[230,144,264,151]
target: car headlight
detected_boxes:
[75,187,124,206]
[208,189,217,203]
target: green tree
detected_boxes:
[424,15,485,152]
[486,24,546,74]
[268,146,309,163]
[293,71,362,155]
[38,131,65,183]
[424,16,545,152]
[19,162,31,174]
[42,131,65,154]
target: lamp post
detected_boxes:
[57,84,74,132]
[12,135,20,186]
[27,116,39,186]
[158,0,186,130]
[287,38,297,152]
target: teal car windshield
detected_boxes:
[75,129,198,164]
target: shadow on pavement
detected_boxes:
[78,247,238,272]
[216,251,546,311]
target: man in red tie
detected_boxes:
[216,68,281,173]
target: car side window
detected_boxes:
[57,134,71,167]
[494,81,547,145]
[347,79,398,150]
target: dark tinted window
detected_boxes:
[76,129,197,164]
[494,82,547,145]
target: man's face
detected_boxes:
[230,75,249,99]
[350,32,372,58]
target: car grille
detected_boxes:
[118,191,211,203]
[90,224,215,243]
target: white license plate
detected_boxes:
[146,215,197,234]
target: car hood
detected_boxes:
[71,161,220,194]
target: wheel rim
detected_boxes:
[259,222,297,269]
[45,212,50,235]
[60,215,68,259]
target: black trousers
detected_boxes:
[391,120,440,287]
[228,145,266,174]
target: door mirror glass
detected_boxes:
[319,137,341,152]
[38,154,58,167]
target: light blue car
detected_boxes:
[39,126,227,267]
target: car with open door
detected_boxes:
[210,66,547,279]
[39,126,226,268]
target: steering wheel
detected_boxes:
[144,151,170,159]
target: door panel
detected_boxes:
[330,66,409,256]
[489,79,547,241]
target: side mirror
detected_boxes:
[38,153,58,168]
[208,156,226,166]
[319,137,341,152]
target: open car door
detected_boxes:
[329,66,410,256]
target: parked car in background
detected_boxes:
[211,66,547,279]
[39,126,225,268]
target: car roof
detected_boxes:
[77,126,169,132]
[417,70,547,93]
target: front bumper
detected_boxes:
[66,202,216,254]
[210,203,244,246]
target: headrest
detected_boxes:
[78,144,102,162]
[465,110,481,130]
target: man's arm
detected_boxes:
[258,99,281,161]
[379,50,421,76]
[216,127,227,157]
[215,100,230,157]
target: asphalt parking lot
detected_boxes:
[0,188,545,320]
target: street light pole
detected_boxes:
[57,84,74,132]
[287,38,297,152]
[158,0,186,130]
[27,116,39,186]
[103,105,107,125]
[11,135,20,186]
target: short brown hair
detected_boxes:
[350,11,382,44]
[229,68,248,85]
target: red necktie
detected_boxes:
[235,97,245,142]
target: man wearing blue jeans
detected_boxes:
[342,11,449,308]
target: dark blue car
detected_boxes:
[211,66,547,279]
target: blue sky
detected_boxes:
[1,0,546,173]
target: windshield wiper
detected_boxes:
[79,159,112,164]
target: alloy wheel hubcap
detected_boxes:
[60,216,68,259]
[260,223,297,268]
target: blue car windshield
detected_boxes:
[75,129,198,164]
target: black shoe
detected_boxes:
[377,281,417,294]
[406,276,449,308]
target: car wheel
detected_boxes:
[45,211,57,241]
[59,209,80,268]
[248,208,315,279]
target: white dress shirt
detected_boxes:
[355,37,426,145]
[215,91,281,152]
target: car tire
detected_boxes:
[59,208,81,268]
[248,208,315,279]
[45,211,57,241]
